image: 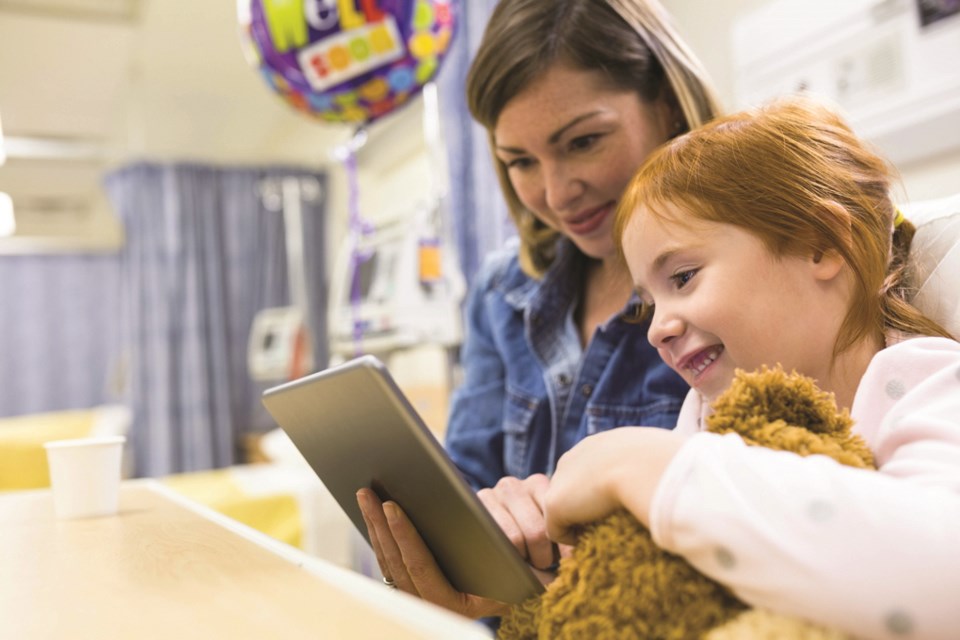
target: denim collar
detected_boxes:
[500,239,642,323]
[501,238,580,318]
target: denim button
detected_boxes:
[581,384,593,397]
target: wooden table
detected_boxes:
[0,481,491,639]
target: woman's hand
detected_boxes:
[544,427,686,545]
[356,488,511,619]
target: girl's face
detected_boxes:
[494,63,674,262]
[622,202,848,401]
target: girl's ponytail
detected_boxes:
[880,215,955,340]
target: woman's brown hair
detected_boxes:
[466,0,722,278]
[614,95,954,356]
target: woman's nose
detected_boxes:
[543,162,584,213]
[647,305,684,348]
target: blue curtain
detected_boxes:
[104,162,328,477]
[0,254,121,416]
[437,0,514,286]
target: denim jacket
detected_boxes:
[444,239,689,490]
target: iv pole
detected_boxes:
[280,177,310,322]
[250,175,321,381]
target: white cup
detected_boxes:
[44,436,126,519]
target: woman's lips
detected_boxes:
[566,204,613,235]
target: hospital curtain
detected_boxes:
[436,0,514,286]
[0,254,121,417]
[104,162,328,477]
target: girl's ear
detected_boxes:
[811,247,845,281]
[810,199,852,281]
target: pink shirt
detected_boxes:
[650,336,960,639]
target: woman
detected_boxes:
[358,0,722,619]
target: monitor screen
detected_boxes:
[356,252,378,299]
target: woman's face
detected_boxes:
[494,63,675,261]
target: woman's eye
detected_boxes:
[671,269,698,289]
[504,157,534,170]
[641,301,655,318]
[569,134,600,152]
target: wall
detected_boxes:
[663,0,960,202]
[322,98,453,435]
[662,0,771,107]
[323,99,432,277]
[899,149,960,201]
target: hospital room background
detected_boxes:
[1,0,958,571]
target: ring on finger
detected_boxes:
[382,576,398,589]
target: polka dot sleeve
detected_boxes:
[649,336,960,639]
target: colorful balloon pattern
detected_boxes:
[242,0,457,126]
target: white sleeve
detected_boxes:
[648,338,960,640]
[672,388,706,436]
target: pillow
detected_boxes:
[901,193,960,339]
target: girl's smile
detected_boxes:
[677,344,724,383]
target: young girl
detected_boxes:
[544,96,960,639]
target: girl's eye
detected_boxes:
[670,269,698,289]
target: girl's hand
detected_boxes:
[357,488,511,619]
[476,473,570,573]
[544,427,686,545]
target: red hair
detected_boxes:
[615,95,953,356]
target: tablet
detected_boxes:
[261,355,544,605]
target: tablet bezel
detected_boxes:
[261,355,544,605]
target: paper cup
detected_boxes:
[44,436,126,519]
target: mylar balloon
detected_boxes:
[242,0,457,126]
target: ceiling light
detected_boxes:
[1,135,109,161]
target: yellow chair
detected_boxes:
[0,405,131,491]
[162,465,304,550]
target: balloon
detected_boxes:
[241,0,457,126]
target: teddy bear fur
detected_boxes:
[498,366,875,640]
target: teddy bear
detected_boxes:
[498,365,875,640]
